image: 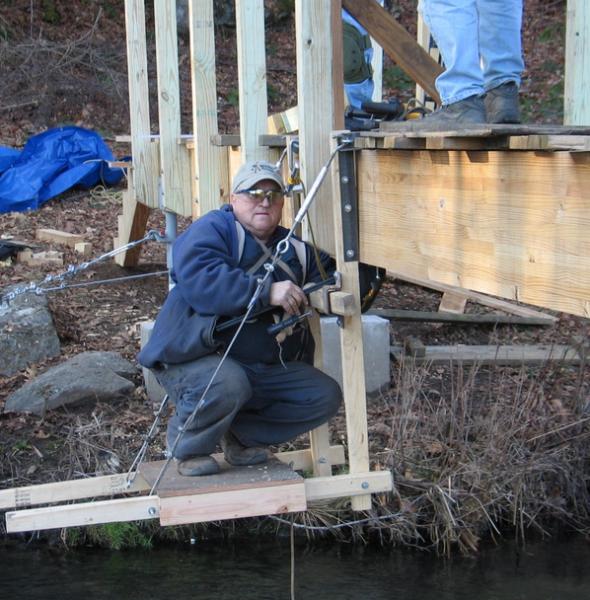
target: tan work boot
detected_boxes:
[176,455,220,477]
[388,94,487,132]
[485,81,521,124]
[221,431,268,466]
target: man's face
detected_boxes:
[230,179,284,242]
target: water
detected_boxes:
[2,536,590,600]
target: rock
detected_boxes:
[0,289,61,376]
[4,351,138,415]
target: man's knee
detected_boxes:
[314,373,343,420]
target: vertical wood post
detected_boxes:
[124,0,159,208]
[295,0,336,254]
[154,0,192,216]
[565,0,590,125]
[236,0,269,163]
[189,0,222,218]
[330,140,372,511]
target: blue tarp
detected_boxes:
[0,126,124,214]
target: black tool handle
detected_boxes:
[267,311,312,336]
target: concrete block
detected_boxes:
[139,321,166,404]
[319,315,390,395]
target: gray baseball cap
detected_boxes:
[231,160,285,194]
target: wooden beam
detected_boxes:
[565,0,590,125]
[124,0,159,208]
[159,483,306,526]
[154,0,192,216]
[6,496,160,533]
[342,0,443,104]
[391,344,583,366]
[189,0,222,218]
[0,473,150,511]
[331,0,345,130]
[295,0,336,254]
[114,190,151,267]
[330,139,372,511]
[438,291,467,314]
[304,470,393,502]
[236,0,269,162]
[358,149,590,318]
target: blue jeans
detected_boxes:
[420,0,524,105]
[154,355,342,460]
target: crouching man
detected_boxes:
[138,160,342,476]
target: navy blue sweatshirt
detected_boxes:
[138,205,334,368]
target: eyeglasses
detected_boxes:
[237,188,284,204]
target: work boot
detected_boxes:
[176,455,220,477]
[389,95,487,132]
[221,431,268,466]
[485,81,521,124]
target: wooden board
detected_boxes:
[342,0,442,104]
[139,456,302,499]
[357,150,590,318]
[565,0,590,125]
[390,344,582,366]
[380,123,590,137]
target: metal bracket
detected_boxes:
[337,138,359,262]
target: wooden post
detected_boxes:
[565,0,590,125]
[189,0,222,218]
[124,0,159,208]
[154,0,192,216]
[236,0,269,163]
[295,0,336,254]
[415,14,439,111]
[330,141,372,511]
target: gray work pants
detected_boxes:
[153,355,342,460]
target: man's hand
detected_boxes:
[269,281,308,316]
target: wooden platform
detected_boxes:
[356,124,590,152]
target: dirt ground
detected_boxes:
[1,1,589,550]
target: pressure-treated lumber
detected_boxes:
[124,0,159,208]
[154,1,192,216]
[565,0,590,125]
[438,291,467,314]
[113,190,151,267]
[0,473,150,511]
[189,0,222,217]
[6,496,160,533]
[390,344,583,366]
[357,150,590,318]
[330,139,372,511]
[304,470,393,502]
[342,0,443,104]
[295,0,336,254]
[236,0,269,162]
[36,229,84,247]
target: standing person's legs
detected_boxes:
[229,361,342,448]
[420,0,484,105]
[478,0,524,91]
[154,355,252,460]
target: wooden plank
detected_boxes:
[509,135,590,152]
[0,473,150,510]
[390,344,582,366]
[5,496,159,533]
[438,291,467,314]
[425,136,509,151]
[36,229,84,247]
[305,470,393,502]
[189,0,221,218]
[358,150,590,318]
[114,190,151,267]
[308,312,333,477]
[331,0,345,130]
[154,0,192,216]
[295,0,336,254]
[565,0,590,125]
[415,14,438,110]
[267,106,299,135]
[159,482,306,526]
[330,139,371,511]
[124,0,159,208]
[236,0,269,162]
[381,123,590,137]
[342,0,443,104]
[368,308,554,326]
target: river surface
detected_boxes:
[2,536,590,599]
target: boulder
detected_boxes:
[4,351,138,415]
[0,289,60,376]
